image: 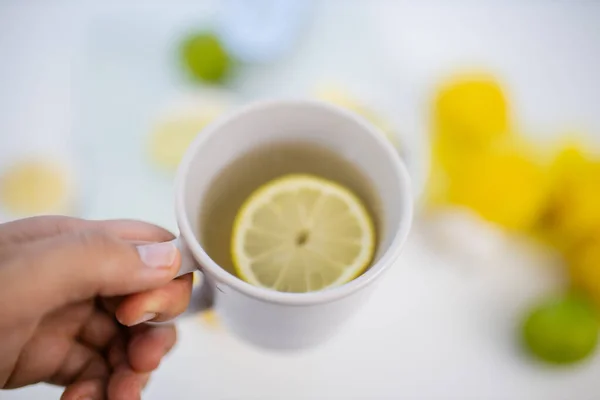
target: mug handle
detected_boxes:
[143,237,214,314]
[172,236,198,278]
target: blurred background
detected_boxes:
[2,1,600,399]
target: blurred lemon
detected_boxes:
[149,91,230,171]
[445,142,549,231]
[0,159,71,215]
[549,143,588,184]
[150,113,216,170]
[315,87,399,147]
[181,33,231,83]
[428,74,512,206]
[567,234,600,306]
[542,144,600,248]
[198,309,219,328]
[428,74,552,231]
[434,74,510,147]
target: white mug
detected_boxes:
[171,100,413,350]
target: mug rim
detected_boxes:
[175,99,413,306]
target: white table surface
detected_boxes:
[1,1,600,399]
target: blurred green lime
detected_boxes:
[521,294,598,364]
[181,33,230,83]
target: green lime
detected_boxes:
[181,33,230,83]
[521,294,598,364]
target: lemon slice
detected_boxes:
[0,159,72,216]
[149,113,215,170]
[231,174,376,293]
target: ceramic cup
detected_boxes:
[170,100,412,350]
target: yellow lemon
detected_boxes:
[434,74,510,147]
[445,144,549,231]
[0,159,71,215]
[231,174,376,293]
[549,143,588,184]
[568,237,600,308]
[428,74,513,208]
[541,145,600,248]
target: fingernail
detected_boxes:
[132,312,157,326]
[137,242,177,268]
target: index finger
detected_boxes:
[0,216,175,244]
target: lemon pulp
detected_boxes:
[231,174,376,293]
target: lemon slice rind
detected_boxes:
[231,174,375,292]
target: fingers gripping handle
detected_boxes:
[172,237,198,277]
[168,238,214,314]
[135,238,212,315]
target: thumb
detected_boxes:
[0,231,180,321]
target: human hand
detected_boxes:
[0,216,192,399]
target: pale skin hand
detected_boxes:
[0,216,193,400]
